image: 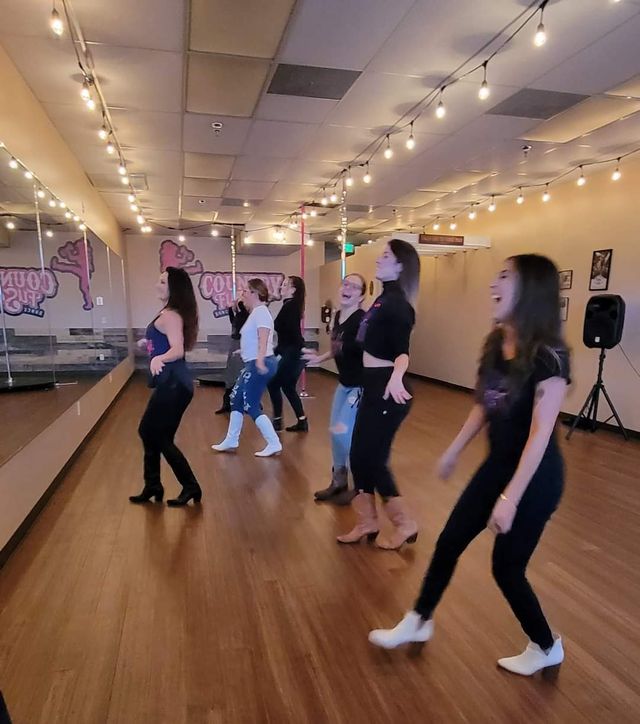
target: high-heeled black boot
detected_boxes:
[215,388,232,414]
[286,417,308,432]
[167,485,203,507]
[129,485,164,503]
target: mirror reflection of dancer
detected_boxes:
[268,276,308,433]
[369,255,570,677]
[303,273,367,505]
[337,240,420,549]
[130,267,202,506]
[215,300,249,415]
[212,279,282,457]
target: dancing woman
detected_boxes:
[212,279,282,457]
[337,239,420,549]
[303,273,367,505]
[215,300,249,414]
[130,267,202,507]
[268,276,308,432]
[369,254,570,677]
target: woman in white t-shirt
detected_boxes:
[212,278,282,457]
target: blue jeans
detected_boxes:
[330,383,362,470]
[230,357,278,420]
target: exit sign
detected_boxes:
[344,242,355,254]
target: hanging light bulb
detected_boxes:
[330,191,338,204]
[130,204,138,212]
[436,88,446,119]
[136,215,145,225]
[612,159,622,181]
[301,211,308,220]
[305,237,314,247]
[178,234,186,243]
[98,126,109,141]
[449,218,457,231]
[534,3,547,47]
[5,221,15,230]
[363,163,372,184]
[243,200,250,208]
[45,229,54,238]
[37,188,46,199]
[273,227,284,241]
[49,198,57,208]
[78,222,87,231]
[121,175,129,185]
[433,219,440,231]
[517,188,525,204]
[127,193,136,203]
[406,122,416,150]
[468,207,477,220]
[8,158,18,169]
[65,211,72,219]
[58,201,66,209]
[118,164,127,176]
[488,196,497,212]
[211,228,219,237]
[542,184,551,202]
[321,190,328,206]
[577,166,586,186]
[478,62,490,100]
[80,81,91,102]
[73,215,80,222]
[384,135,393,160]
[24,170,33,180]
[85,96,95,112]
[310,208,317,217]
[106,142,115,155]
[50,3,64,36]
[345,167,354,187]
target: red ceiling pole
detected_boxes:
[298,204,310,398]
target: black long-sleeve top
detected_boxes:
[356,281,415,361]
[274,298,304,354]
[229,303,249,340]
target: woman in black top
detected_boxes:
[268,275,308,432]
[303,273,367,505]
[369,254,570,677]
[337,239,420,550]
[216,300,249,414]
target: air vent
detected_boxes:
[268,64,361,100]
[487,88,589,120]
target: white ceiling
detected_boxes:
[1,0,639,241]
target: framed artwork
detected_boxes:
[559,270,573,290]
[589,249,613,291]
[560,296,569,322]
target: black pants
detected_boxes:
[414,452,564,649]
[268,347,305,419]
[349,368,412,498]
[138,381,199,490]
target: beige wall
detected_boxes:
[0,44,123,255]
[319,156,640,431]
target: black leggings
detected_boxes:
[414,452,563,649]
[268,347,305,419]
[349,367,412,498]
[138,381,199,490]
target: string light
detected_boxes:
[488,196,497,212]
[479,62,490,100]
[136,215,145,225]
[120,176,129,185]
[5,221,15,230]
[363,163,372,184]
[310,208,317,217]
[106,142,115,155]
[321,190,328,206]
[49,198,57,208]
[65,211,72,219]
[517,188,525,204]
[118,164,127,176]
[305,237,314,247]
[449,218,457,230]
[85,98,96,111]
[8,158,18,169]
[577,166,586,186]
[141,225,151,233]
[273,227,285,241]
[301,211,308,220]
[384,135,393,159]
[542,184,551,202]
[211,228,219,237]
[73,215,80,222]
[178,234,186,242]
[98,126,109,141]
[433,219,440,231]
[330,191,338,204]
[130,204,138,212]
[45,229,54,238]
[468,206,477,220]
[50,2,64,36]
[80,81,91,102]
[24,171,33,180]
[436,88,446,119]
[612,160,622,181]
[243,201,250,208]
[37,189,45,199]
[78,222,87,231]
[534,2,548,47]
[406,122,416,150]
[58,201,66,209]
[127,193,136,203]
[345,167,354,187]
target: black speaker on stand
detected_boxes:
[566,294,628,440]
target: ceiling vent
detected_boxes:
[267,64,361,100]
[487,88,589,120]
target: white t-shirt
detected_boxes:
[240,304,274,362]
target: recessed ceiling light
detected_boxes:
[210,122,223,132]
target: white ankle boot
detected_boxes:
[212,411,243,452]
[498,636,564,676]
[254,415,282,457]
[368,611,433,649]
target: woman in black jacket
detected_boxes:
[268,275,308,432]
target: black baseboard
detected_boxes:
[560,415,639,440]
[0,373,135,570]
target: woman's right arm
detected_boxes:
[302,349,333,365]
[438,404,486,479]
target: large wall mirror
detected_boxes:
[0,143,129,467]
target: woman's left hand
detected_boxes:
[150,357,165,376]
[488,497,517,535]
[383,373,412,404]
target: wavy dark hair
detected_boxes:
[288,275,306,314]
[478,254,566,395]
[388,238,420,304]
[166,266,199,351]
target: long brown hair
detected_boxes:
[388,238,420,304]
[166,266,198,351]
[478,254,565,393]
[288,275,306,314]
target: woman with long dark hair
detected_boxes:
[212,279,282,457]
[337,239,420,549]
[268,275,308,432]
[129,266,202,507]
[215,300,249,414]
[369,254,570,677]
[303,273,367,505]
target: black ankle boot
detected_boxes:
[272,417,283,432]
[167,485,202,507]
[129,485,164,503]
[215,389,231,414]
[286,417,308,432]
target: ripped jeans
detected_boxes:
[330,383,362,470]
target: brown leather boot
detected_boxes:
[376,497,418,550]
[314,467,348,501]
[336,493,379,544]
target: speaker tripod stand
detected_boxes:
[566,347,629,440]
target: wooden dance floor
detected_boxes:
[0,373,638,722]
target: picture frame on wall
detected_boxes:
[589,249,613,291]
[559,270,573,290]
[560,296,569,322]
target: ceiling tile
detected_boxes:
[302,124,377,163]
[183,178,227,196]
[607,73,640,100]
[184,153,235,179]
[182,196,223,213]
[267,181,317,203]
[231,156,291,182]
[183,114,252,154]
[242,120,319,158]
[110,109,182,151]
[186,54,269,116]
[255,94,338,123]
[223,180,275,199]
[390,190,442,208]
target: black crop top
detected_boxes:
[274,298,304,354]
[331,308,365,388]
[356,281,415,361]
[478,345,571,462]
